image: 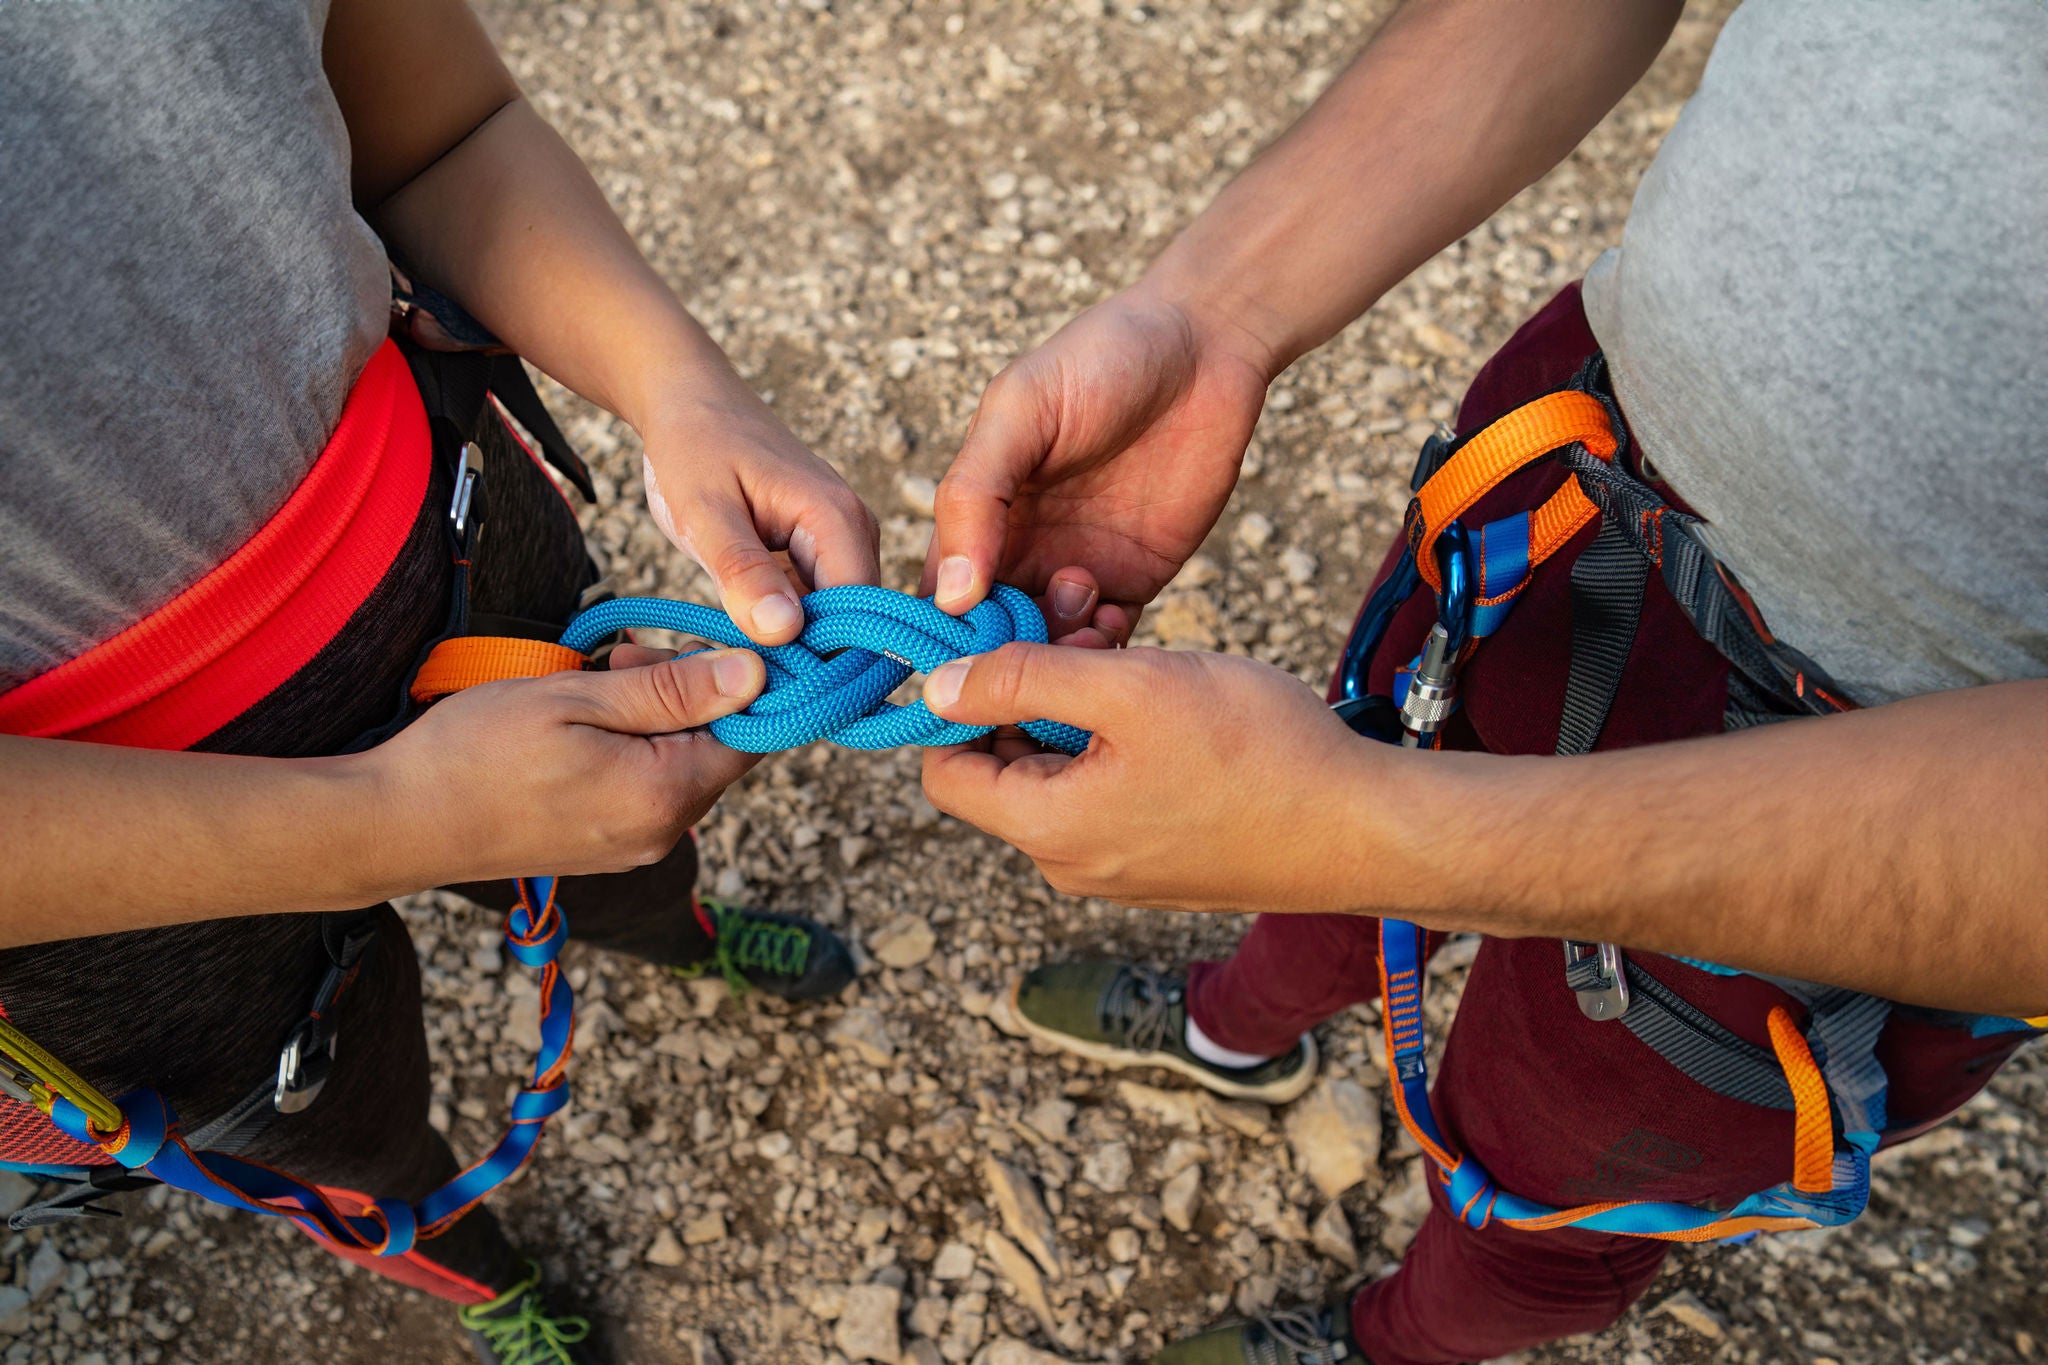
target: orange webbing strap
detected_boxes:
[409,637,587,703]
[1766,1005,1837,1195]
[1412,390,1620,592]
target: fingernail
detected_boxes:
[1051,579,1094,619]
[925,659,968,713]
[935,555,974,607]
[751,593,803,638]
[711,650,758,698]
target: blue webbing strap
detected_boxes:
[1379,918,1870,1238]
[49,876,574,1256]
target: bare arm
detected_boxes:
[919,648,2048,1018]
[325,0,879,640]
[927,0,1685,626]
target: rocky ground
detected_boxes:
[7,2,2043,1363]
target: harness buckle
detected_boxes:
[450,441,482,550]
[1563,940,1631,1021]
[273,1017,336,1115]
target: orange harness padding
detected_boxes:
[0,341,432,751]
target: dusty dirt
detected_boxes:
[7,3,2042,1364]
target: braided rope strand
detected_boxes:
[562,585,1091,755]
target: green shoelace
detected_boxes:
[457,1264,591,1365]
[671,898,812,996]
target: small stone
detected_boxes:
[835,1283,904,1363]
[683,976,727,1018]
[869,916,938,969]
[976,1342,1072,1365]
[27,1242,65,1302]
[1171,554,1222,590]
[1285,1077,1382,1198]
[1235,512,1274,552]
[1161,1164,1203,1232]
[1379,1163,1431,1254]
[983,1158,1063,1277]
[840,835,872,868]
[1280,548,1318,585]
[904,1340,944,1365]
[645,1228,687,1268]
[1948,1218,1989,1249]
[931,1241,978,1281]
[1310,1202,1357,1268]
[1116,1081,1204,1132]
[877,421,910,464]
[982,1231,1056,1335]
[0,1287,28,1336]
[1079,1141,1132,1193]
[1652,1291,1727,1341]
[1105,1228,1141,1264]
[1021,1098,1075,1144]
[829,1008,898,1066]
[855,1207,893,1246]
[1150,590,1219,649]
[1201,1095,1273,1138]
[653,1029,702,1063]
[678,1327,727,1365]
[682,1211,727,1246]
[899,475,938,517]
[1412,321,1466,358]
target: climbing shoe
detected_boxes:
[459,1259,599,1365]
[1011,961,1316,1104]
[671,898,855,1001]
[1153,1302,1367,1365]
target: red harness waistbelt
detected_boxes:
[0,340,431,751]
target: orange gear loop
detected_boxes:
[1765,1005,1838,1195]
[409,637,588,703]
[1410,390,1620,593]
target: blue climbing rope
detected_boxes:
[563,584,1091,755]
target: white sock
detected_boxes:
[1184,1014,1279,1069]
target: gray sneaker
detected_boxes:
[1011,961,1317,1104]
[1153,1302,1367,1365]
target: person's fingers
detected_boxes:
[555,648,764,735]
[1049,625,1118,650]
[788,485,883,591]
[678,492,808,645]
[1092,601,1140,648]
[607,642,679,670]
[920,742,1068,835]
[921,641,1143,732]
[647,725,762,803]
[1041,567,1100,634]
[927,368,1055,613]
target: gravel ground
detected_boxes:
[7,3,2043,1363]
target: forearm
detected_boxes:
[370,99,757,446]
[0,738,424,948]
[1147,0,1682,375]
[1358,681,2048,1015]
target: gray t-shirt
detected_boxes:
[1583,0,2048,705]
[0,0,388,689]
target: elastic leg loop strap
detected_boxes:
[1411,390,1619,594]
[1766,1005,1838,1194]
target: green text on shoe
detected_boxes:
[670,898,855,1002]
[1011,961,1317,1104]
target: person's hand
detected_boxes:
[921,284,1275,645]
[641,396,881,645]
[916,643,1412,913]
[371,643,768,885]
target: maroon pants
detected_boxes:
[1184,287,2029,1365]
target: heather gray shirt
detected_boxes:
[0,0,388,689]
[1583,0,2048,704]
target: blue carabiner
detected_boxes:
[1435,521,1473,657]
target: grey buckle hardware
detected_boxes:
[1398,623,1460,743]
[1563,940,1630,1021]
[273,1018,336,1115]
[450,441,482,541]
